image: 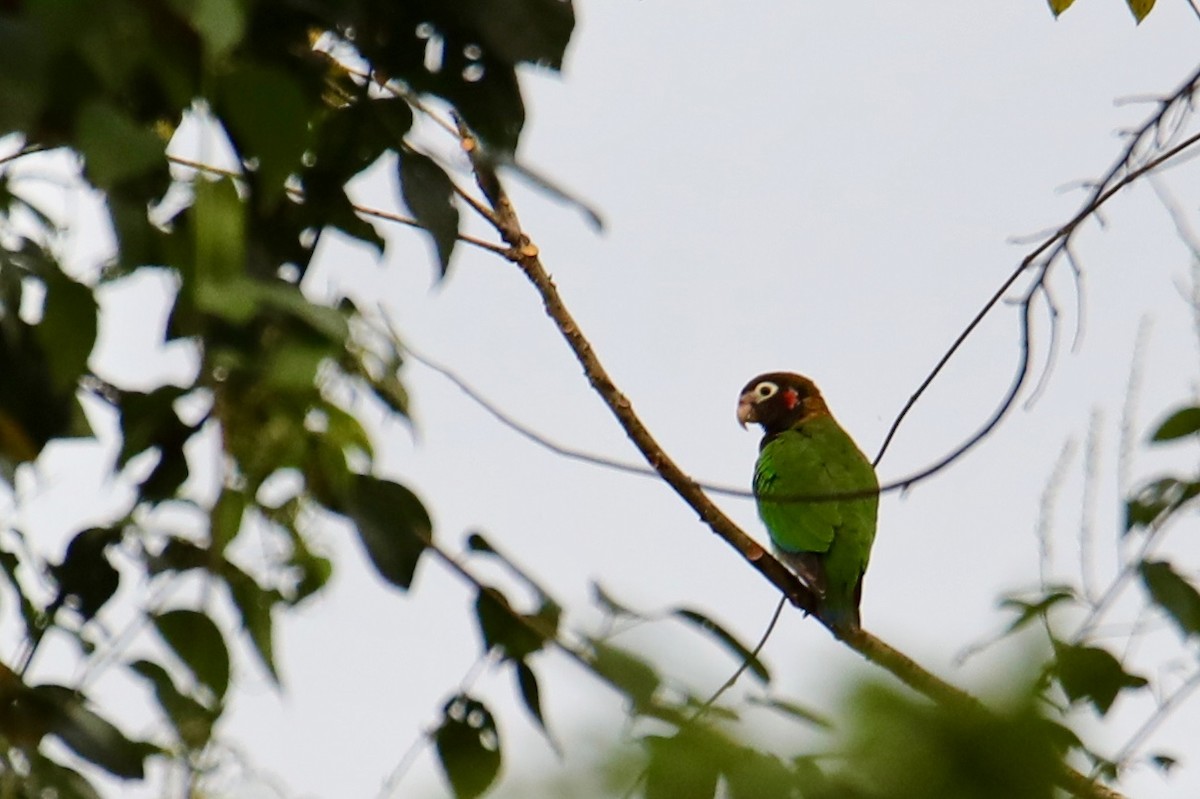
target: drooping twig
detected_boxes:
[872,65,1200,473]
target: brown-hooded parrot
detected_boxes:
[737,372,879,631]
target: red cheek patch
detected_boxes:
[783,388,800,409]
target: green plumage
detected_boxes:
[738,372,879,631]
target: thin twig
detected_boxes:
[872,68,1200,473]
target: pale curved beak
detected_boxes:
[736,395,755,429]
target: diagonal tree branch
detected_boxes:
[445,124,1126,799]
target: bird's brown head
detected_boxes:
[737,372,829,436]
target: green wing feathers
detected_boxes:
[754,415,878,628]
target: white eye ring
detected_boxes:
[755,381,778,399]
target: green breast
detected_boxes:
[754,415,878,563]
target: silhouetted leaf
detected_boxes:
[153,609,231,700]
[128,660,216,750]
[1124,477,1199,533]
[1053,642,1147,715]
[210,487,246,554]
[434,694,501,799]
[1047,0,1076,17]
[27,755,102,799]
[591,581,647,620]
[33,685,155,779]
[459,0,575,69]
[515,660,559,753]
[475,587,548,661]
[33,263,97,394]
[52,527,121,622]
[116,386,189,466]
[1151,406,1200,441]
[222,565,280,683]
[1139,560,1200,639]
[343,474,431,591]
[673,608,769,683]
[219,64,309,206]
[398,150,459,277]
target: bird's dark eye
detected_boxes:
[756,382,778,399]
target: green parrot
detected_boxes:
[737,372,879,631]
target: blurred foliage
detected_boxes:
[1048,0,1157,23]
[0,0,572,794]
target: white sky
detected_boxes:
[6,1,1200,798]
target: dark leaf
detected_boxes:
[514,660,559,753]
[458,0,575,70]
[218,65,310,206]
[116,386,189,466]
[342,474,432,590]
[398,150,459,277]
[590,641,660,708]
[645,731,721,799]
[153,609,232,700]
[128,659,216,750]
[1124,477,1199,533]
[33,263,97,394]
[434,694,501,799]
[27,755,102,799]
[222,564,280,683]
[0,544,39,638]
[673,608,770,683]
[474,587,549,661]
[1139,560,1200,639]
[1151,406,1200,441]
[210,487,246,553]
[76,101,164,190]
[33,685,155,780]
[52,527,121,622]
[1053,642,1148,715]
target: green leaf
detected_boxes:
[33,265,97,394]
[673,608,770,683]
[590,641,660,708]
[1124,476,1199,533]
[1139,560,1200,639]
[1127,0,1155,22]
[33,685,155,780]
[210,487,246,553]
[342,474,432,590]
[722,748,798,799]
[434,695,502,799]
[1151,406,1200,442]
[514,660,559,753]
[218,65,310,206]
[1052,642,1147,715]
[1047,0,1076,16]
[475,587,549,661]
[170,0,245,62]
[76,101,164,189]
[398,150,459,277]
[128,659,217,750]
[645,731,721,799]
[193,177,246,288]
[27,755,102,799]
[152,609,232,700]
[222,564,280,683]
